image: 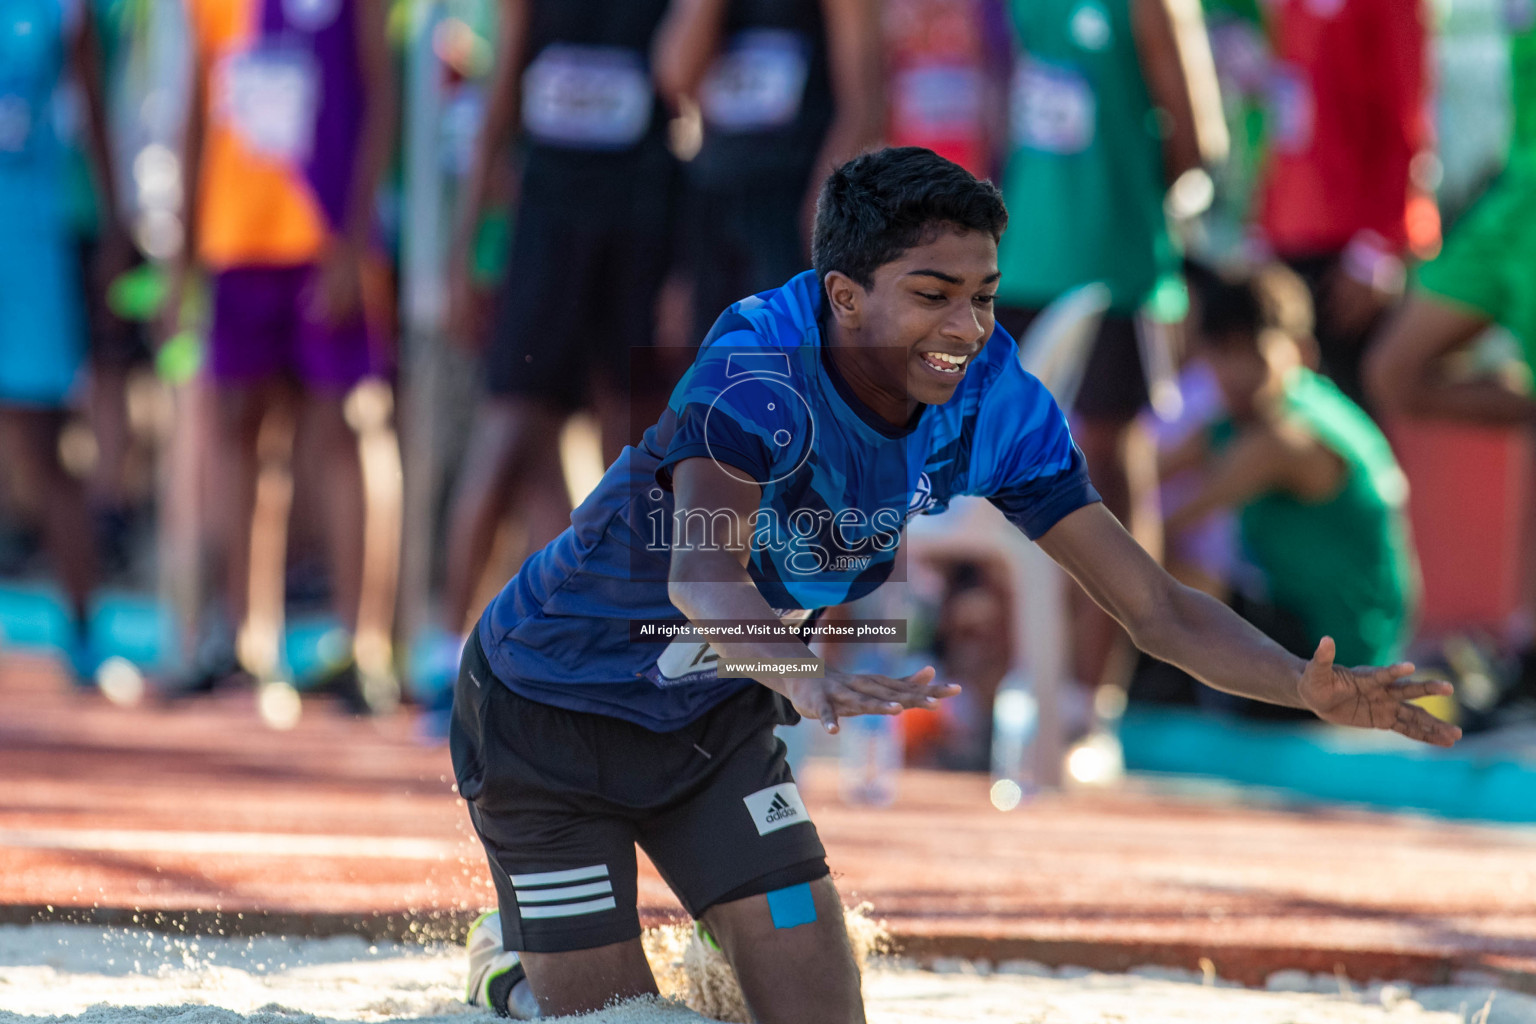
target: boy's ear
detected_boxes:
[823,271,864,328]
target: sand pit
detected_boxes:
[2,924,1535,1023]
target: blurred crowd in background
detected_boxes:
[2,0,1535,772]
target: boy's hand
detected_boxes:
[776,665,959,734]
[1297,637,1462,748]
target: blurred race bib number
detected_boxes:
[1011,59,1095,155]
[216,46,319,161]
[893,64,984,139]
[701,30,810,132]
[521,44,652,149]
[1507,0,1536,32]
[1267,63,1314,153]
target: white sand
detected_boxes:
[1,924,1533,1024]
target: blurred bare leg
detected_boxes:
[299,392,366,634]
[440,397,570,634]
[86,364,135,511]
[212,382,288,670]
[0,408,96,619]
[348,381,402,676]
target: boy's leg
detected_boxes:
[637,686,849,1023]
[700,876,865,1024]
[450,633,656,1015]
[518,939,659,1016]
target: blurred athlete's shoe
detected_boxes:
[466,910,538,1018]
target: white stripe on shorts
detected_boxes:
[509,863,609,887]
[515,880,614,904]
[518,896,619,919]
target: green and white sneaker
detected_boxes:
[466,910,538,1018]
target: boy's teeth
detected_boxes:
[922,352,964,372]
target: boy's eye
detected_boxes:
[917,292,946,303]
[975,294,996,305]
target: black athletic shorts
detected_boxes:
[449,631,829,954]
[994,305,1148,422]
[485,163,680,411]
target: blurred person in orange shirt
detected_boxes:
[167,0,396,704]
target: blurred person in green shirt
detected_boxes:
[1167,263,1419,719]
[991,0,1228,696]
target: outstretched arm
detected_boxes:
[1036,503,1460,746]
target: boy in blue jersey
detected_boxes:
[454,147,1462,1022]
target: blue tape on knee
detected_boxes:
[765,882,817,930]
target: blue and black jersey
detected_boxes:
[478,271,1099,730]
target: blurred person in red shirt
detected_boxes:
[1254,0,1436,409]
[882,0,1013,180]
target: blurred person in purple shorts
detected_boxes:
[166,0,396,706]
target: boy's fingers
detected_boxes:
[1390,679,1453,701]
[1311,636,1336,668]
[1392,703,1461,747]
[817,692,840,734]
[843,674,915,706]
[835,687,903,721]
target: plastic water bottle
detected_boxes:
[990,670,1039,811]
[836,638,911,807]
[839,712,901,807]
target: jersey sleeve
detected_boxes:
[970,358,1101,539]
[654,337,813,490]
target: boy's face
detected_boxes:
[848,227,1001,406]
[1206,331,1281,420]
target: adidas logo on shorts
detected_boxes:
[743,783,809,836]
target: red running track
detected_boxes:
[2,653,1534,990]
